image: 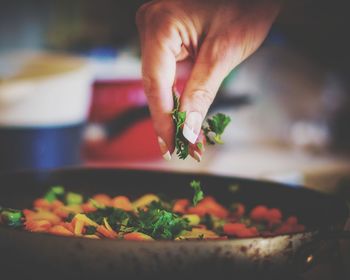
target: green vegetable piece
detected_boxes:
[44,186,65,202]
[190,180,204,206]
[203,113,231,144]
[172,93,189,159]
[1,208,23,227]
[85,226,97,235]
[66,192,83,205]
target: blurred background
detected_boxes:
[0,0,350,191]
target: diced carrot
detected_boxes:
[33,198,51,210]
[173,199,190,214]
[250,205,269,221]
[223,223,246,235]
[49,225,74,236]
[123,232,153,241]
[84,234,100,239]
[25,210,61,225]
[59,222,74,233]
[51,200,64,209]
[97,225,118,239]
[23,209,35,218]
[187,205,207,217]
[286,216,298,225]
[266,208,282,224]
[112,196,133,211]
[81,201,97,213]
[53,207,70,219]
[25,220,52,232]
[92,194,112,206]
[199,197,229,218]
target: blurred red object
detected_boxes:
[83,77,188,161]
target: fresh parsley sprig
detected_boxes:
[190,180,204,206]
[172,93,231,159]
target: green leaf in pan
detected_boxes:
[66,192,83,205]
[44,186,65,202]
[190,180,204,206]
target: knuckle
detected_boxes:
[189,89,215,113]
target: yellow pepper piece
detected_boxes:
[132,194,159,210]
[103,217,113,231]
[183,214,200,226]
[74,214,99,227]
[74,219,84,236]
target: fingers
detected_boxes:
[180,35,238,144]
[136,3,183,158]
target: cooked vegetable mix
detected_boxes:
[0,181,305,240]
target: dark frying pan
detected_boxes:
[0,168,348,280]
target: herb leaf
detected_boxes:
[203,113,231,144]
[44,186,65,202]
[172,93,189,159]
[190,180,204,206]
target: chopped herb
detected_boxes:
[0,208,23,227]
[203,113,231,144]
[85,226,97,235]
[66,192,83,205]
[44,186,65,202]
[65,212,76,222]
[172,93,231,160]
[190,180,204,206]
[129,201,191,240]
[172,93,189,159]
[198,234,204,240]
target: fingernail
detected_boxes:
[157,136,171,161]
[183,111,202,144]
[193,151,202,162]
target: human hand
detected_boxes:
[136,0,280,160]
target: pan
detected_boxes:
[0,168,349,280]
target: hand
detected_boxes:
[136,0,280,160]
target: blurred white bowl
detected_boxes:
[0,51,92,127]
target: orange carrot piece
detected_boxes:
[112,196,133,211]
[172,199,190,214]
[33,198,51,210]
[97,225,118,239]
[92,194,112,206]
[25,220,52,232]
[123,232,153,241]
[49,225,74,236]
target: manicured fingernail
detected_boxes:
[193,151,202,162]
[183,111,202,144]
[157,136,171,161]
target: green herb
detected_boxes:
[86,207,131,231]
[203,113,231,144]
[0,208,23,227]
[172,93,189,159]
[190,180,204,206]
[85,226,97,235]
[65,213,76,222]
[44,186,65,202]
[171,93,231,160]
[66,192,83,205]
[129,201,191,240]
[198,234,204,240]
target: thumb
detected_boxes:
[180,38,237,144]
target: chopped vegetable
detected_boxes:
[44,186,65,203]
[1,181,306,240]
[66,192,83,205]
[190,180,204,206]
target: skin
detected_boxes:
[136,0,281,159]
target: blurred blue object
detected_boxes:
[0,124,85,172]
